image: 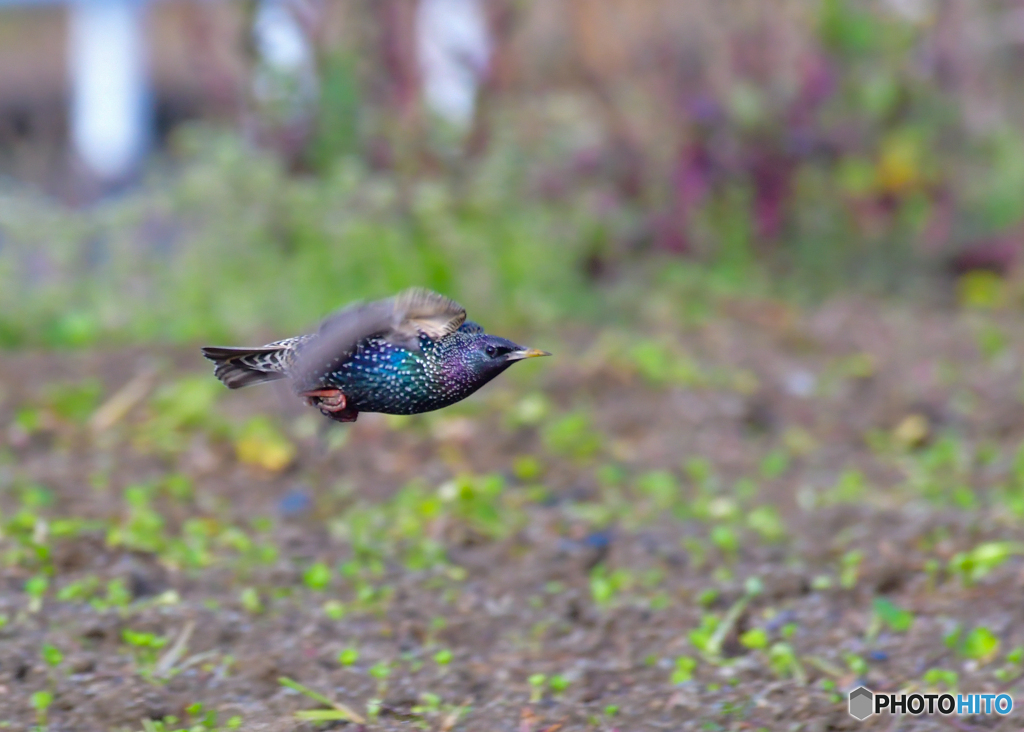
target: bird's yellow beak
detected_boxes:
[507,347,552,361]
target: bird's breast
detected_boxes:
[318,343,454,415]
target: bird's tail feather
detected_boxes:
[201,345,291,389]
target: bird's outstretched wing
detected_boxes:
[389,287,467,345]
[294,288,466,387]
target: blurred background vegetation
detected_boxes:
[2,0,1024,347]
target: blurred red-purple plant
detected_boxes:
[248,0,1024,286]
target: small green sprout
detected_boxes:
[962,627,1000,663]
[30,690,53,726]
[923,558,941,590]
[636,470,679,511]
[688,614,720,654]
[446,565,467,582]
[846,654,868,676]
[40,643,63,667]
[589,564,631,606]
[747,505,786,541]
[839,550,864,589]
[57,576,100,603]
[122,628,168,671]
[710,525,739,557]
[872,598,914,633]
[976,324,1008,360]
[512,455,543,481]
[239,587,263,614]
[760,449,790,479]
[922,668,958,689]
[549,674,570,694]
[817,675,843,703]
[995,647,1023,682]
[279,676,365,724]
[699,581,762,659]
[944,625,962,649]
[768,643,806,685]
[434,648,453,665]
[320,599,344,620]
[696,588,718,607]
[509,393,549,427]
[25,575,48,610]
[412,692,441,714]
[542,412,601,460]
[684,457,713,486]
[590,574,614,606]
[739,628,769,650]
[671,656,697,684]
[302,562,332,591]
[185,702,220,729]
[48,378,102,423]
[811,575,832,590]
[683,538,708,569]
[831,470,867,503]
[104,578,132,608]
[734,477,758,501]
[162,473,194,501]
[14,407,42,435]
[355,583,376,604]
[528,673,546,703]
[123,629,167,648]
[949,542,1024,586]
[626,339,704,386]
[649,593,671,611]
[21,484,55,508]
[338,648,359,666]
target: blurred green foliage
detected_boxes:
[2,0,1024,351]
[0,128,603,347]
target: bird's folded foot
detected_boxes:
[301,388,346,410]
[300,388,359,422]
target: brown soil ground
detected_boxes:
[1,298,1023,731]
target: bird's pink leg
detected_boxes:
[299,388,359,422]
[301,388,346,410]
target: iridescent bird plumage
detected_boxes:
[201,289,549,422]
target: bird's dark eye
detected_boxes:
[485,345,497,357]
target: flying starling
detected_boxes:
[201,288,550,422]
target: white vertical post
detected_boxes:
[69,0,149,180]
[416,0,491,127]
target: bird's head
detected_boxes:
[453,333,551,383]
